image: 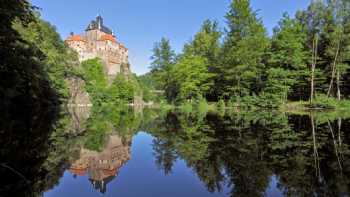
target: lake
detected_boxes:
[1,107,350,197]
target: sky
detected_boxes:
[31,0,311,75]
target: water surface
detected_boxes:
[1,108,350,197]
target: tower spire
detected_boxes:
[96,14,103,30]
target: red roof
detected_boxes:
[66,35,86,42]
[69,168,87,176]
[100,34,116,43]
[103,168,117,176]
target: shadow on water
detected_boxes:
[0,102,62,197]
[0,101,92,197]
[2,104,350,197]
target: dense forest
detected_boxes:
[146,0,350,109]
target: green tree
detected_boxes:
[14,15,79,98]
[221,0,269,99]
[0,0,59,111]
[150,38,177,102]
[150,38,176,73]
[109,74,136,103]
[81,58,137,105]
[172,55,213,101]
[323,0,350,100]
[183,20,222,99]
[81,58,108,105]
[268,13,309,101]
[296,1,326,103]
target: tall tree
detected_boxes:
[172,55,213,101]
[324,0,350,100]
[150,38,176,73]
[183,20,221,66]
[0,0,59,111]
[183,20,222,100]
[296,1,326,103]
[150,38,177,101]
[221,0,269,99]
[14,16,79,98]
[268,13,309,101]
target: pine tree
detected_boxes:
[183,20,221,99]
[150,38,177,101]
[268,13,309,101]
[221,0,269,99]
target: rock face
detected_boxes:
[65,15,131,80]
[67,77,91,106]
[67,77,91,135]
[69,135,131,193]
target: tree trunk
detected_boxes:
[338,118,342,147]
[336,68,341,100]
[338,118,344,162]
[311,113,320,178]
[327,41,340,97]
[310,36,318,104]
[328,120,342,171]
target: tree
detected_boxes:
[221,0,269,99]
[110,74,136,103]
[323,0,350,100]
[268,13,309,100]
[150,38,176,73]
[14,15,79,98]
[296,1,326,103]
[81,59,108,105]
[150,38,177,102]
[172,55,213,100]
[183,20,222,100]
[0,0,59,112]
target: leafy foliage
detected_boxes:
[0,1,60,112]
[147,0,350,109]
[80,58,137,106]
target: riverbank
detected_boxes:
[150,97,350,116]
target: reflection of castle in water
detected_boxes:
[69,135,131,193]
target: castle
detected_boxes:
[69,135,131,193]
[65,15,130,78]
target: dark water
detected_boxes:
[1,107,350,197]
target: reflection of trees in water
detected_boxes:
[0,104,143,197]
[0,106,84,197]
[149,110,350,196]
[82,105,143,152]
[2,104,350,196]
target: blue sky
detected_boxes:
[31,0,311,75]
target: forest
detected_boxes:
[145,0,350,109]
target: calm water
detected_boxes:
[1,107,350,197]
